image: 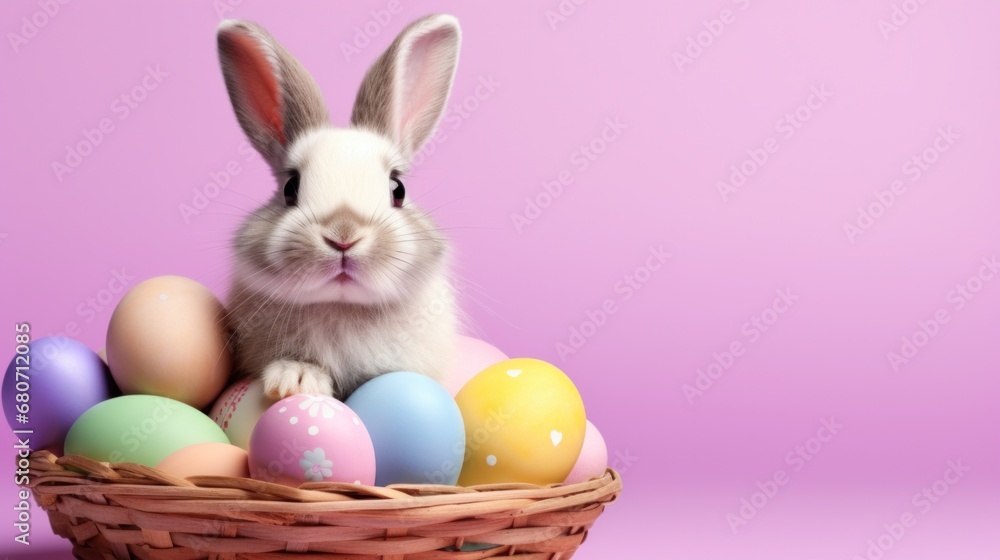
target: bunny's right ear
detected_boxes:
[217,20,330,169]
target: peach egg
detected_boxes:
[106,276,231,409]
[156,442,250,479]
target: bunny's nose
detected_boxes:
[324,237,358,252]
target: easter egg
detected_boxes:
[442,335,508,396]
[563,420,608,484]
[249,394,375,486]
[2,337,115,452]
[346,372,465,486]
[156,442,250,479]
[65,395,229,466]
[456,358,586,486]
[209,379,276,450]
[106,275,231,409]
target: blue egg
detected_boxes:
[346,372,465,486]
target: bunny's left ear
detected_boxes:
[350,14,461,162]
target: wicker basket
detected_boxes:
[27,450,622,559]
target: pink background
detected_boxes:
[2,1,999,558]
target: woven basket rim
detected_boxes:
[27,450,622,558]
[28,450,622,507]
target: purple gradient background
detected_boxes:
[2,1,999,558]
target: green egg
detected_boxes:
[65,395,229,466]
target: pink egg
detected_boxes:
[248,394,375,486]
[563,420,608,484]
[442,335,508,396]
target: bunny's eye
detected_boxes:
[283,171,300,207]
[391,177,405,208]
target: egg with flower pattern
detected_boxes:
[248,394,375,486]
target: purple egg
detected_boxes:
[2,336,114,452]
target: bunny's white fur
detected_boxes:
[217,16,461,399]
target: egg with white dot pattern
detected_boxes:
[455,358,586,486]
[248,394,375,486]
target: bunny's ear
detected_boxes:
[351,14,461,162]
[217,20,330,169]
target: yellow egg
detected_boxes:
[456,358,586,486]
[106,276,231,409]
[155,442,249,479]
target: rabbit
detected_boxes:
[216,15,461,400]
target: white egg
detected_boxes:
[208,379,277,450]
